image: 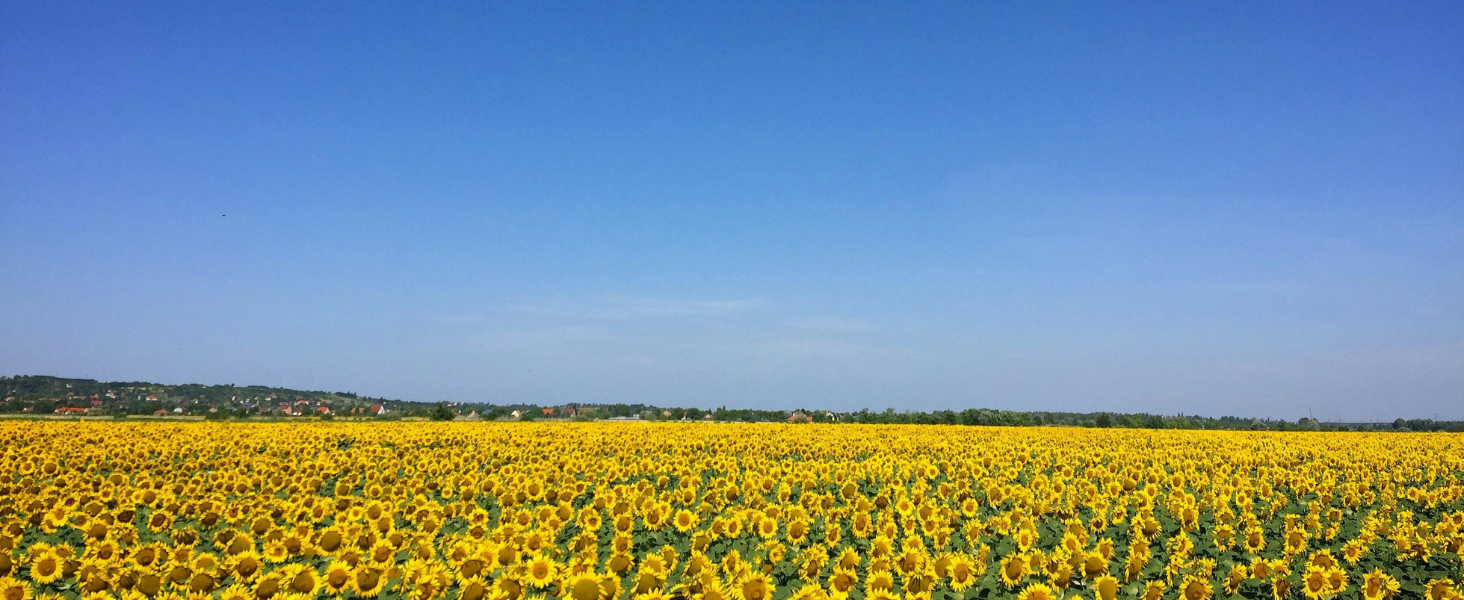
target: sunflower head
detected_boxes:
[564,573,604,600]
[29,553,63,585]
[0,577,34,600]
[1181,575,1213,600]
[1015,582,1055,600]
[1094,574,1119,600]
[1000,553,1027,589]
[523,554,558,589]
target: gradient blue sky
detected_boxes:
[3,2,1462,420]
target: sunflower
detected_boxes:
[903,569,936,600]
[225,533,256,557]
[1324,567,1347,596]
[606,552,634,576]
[228,552,265,582]
[1306,550,1336,570]
[1015,582,1056,600]
[1224,564,1248,595]
[787,584,824,600]
[1014,526,1037,552]
[1271,578,1291,600]
[1302,567,1329,600]
[1245,530,1266,554]
[630,569,663,597]
[735,572,773,600]
[0,577,32,600]
[146,511,175,533]
[218,584,251,600]
[597,571,621,600]
[349,568,386,598]
[404,566,450,600]
[826,569,857,600]
[280,564,320,597]
[75,558,113,593]
[1000,553,1028,589]
[825,521,844,545]
[786,519,809,545]
[1141,581,1165,600]
[1081,552,1107,579]
[564,573,604,600]
[948,555,978,592]
[851,513,872,539]
[1341,540,1366,565]
[755,518,777,540]
[262,542,289,564]
[1425,578,1454,600]
[1094,574,1119,600]
[1180,575,1212,600]
[523,554,558,589]
[252,572,283,600]
[29,553,63,585]
[864,569,894,593]
[320,561,352,596]
[643,551,671,579]
[1284,530,1307,556]
[1361,569,1399,600]
[458,577,489,600]
[186,570,217,594]
[84,539,119,562]
[894,548,925,576]
[673,510,699,533]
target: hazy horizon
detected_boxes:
[3,2,1461,420]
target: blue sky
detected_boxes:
[3,2,1461,420]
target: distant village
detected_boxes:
[4,384,832,423]
[4,384,393,418]
[4,375,1459,431]
[0,375,821,422]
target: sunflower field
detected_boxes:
[2,423,1463,600]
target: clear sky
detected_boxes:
[3,2,1461,420]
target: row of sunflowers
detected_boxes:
[0,422,1462,600]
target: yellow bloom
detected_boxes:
[1015,582,1056,600]
[0,577,34,600]
[29,553,63,585]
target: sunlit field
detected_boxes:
[2,422,1462,600]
